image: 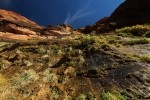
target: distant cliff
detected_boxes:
[82,0,150,33]
[109,0,150,27]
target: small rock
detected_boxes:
[64,67,76,77]
[24,61,33,67]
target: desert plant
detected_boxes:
[76,93,96,100]
[140,55,150,63]
[76,35,105,51]
[101,91,127,100]
[122,38,149,45]
[12,69,39,86]
[42,68,59,84]
[115,24,150,37]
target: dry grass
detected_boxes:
[0,74,9,91]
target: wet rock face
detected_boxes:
[109,0,150,27]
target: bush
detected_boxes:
[140,55,150,63]
[115,24,150,37]
[12,69,39,85]
[101,91,127,100]
[76,35,104,51]
[123,38,149,45]
[144,31,150,37]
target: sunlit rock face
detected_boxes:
[109,0,150,27]
[0,9,74,41]
[0,9,43,40]
[43,24,73,36]
[0,9,41,28]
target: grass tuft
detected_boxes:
[101,91,127,100]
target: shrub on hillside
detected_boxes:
[115,24,150,37]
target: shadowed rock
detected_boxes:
[109,0,150,27]
[81,0,150,33]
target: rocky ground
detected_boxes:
[0,31,150,99]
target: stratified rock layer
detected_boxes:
[0,9,39,26]
[0,9,74,41]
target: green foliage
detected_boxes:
[140,55,150,63]
[122,38,149,45]
[101,91,128,100]
[65,50,85,67]
[144,30,150,37]
[42,68,59,83]
[115,24,150,37]
[76,35,105,51]
[12,69,39,85]
[76,93,96,100]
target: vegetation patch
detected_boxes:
[76,93,96,100]
[0,74,9,91]
[122,38,149,45]
[12,69,39,86]
[139,55,150,63]
[101,91,128,100]
[115,24,150,37]
[0,33,149,99]
[75,35,105,51]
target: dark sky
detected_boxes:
[0,0,124,28]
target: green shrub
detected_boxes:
[42,68,59,84]
[76,93,96,100]
[76,35,104,51]
[140,55,150,63]
[123,38,149,45]
[115,24,150,37]
[144,31,150,37]
[101,91,127,100]
[12,69,39,85]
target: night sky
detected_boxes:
[0,0,124,28]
